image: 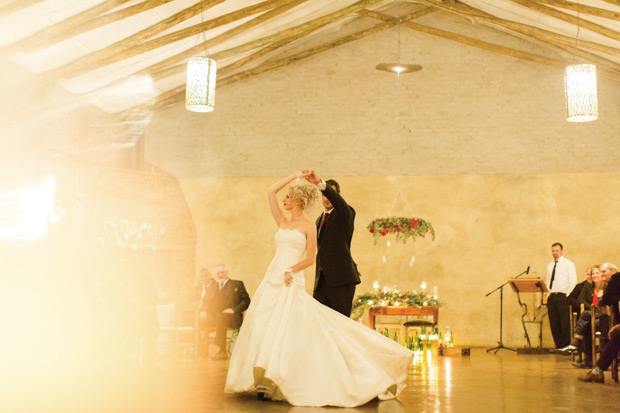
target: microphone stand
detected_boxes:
[486,267,530,354]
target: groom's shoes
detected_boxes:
[211,351,228,361]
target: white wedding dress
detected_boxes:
[224,228,413,407]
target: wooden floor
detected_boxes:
[7,348,620,412]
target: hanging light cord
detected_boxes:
[193,0,209,57]
[573,0,581,62]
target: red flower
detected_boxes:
[412,219,419,227]
[369,228,374,233]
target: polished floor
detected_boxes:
[6,348,620,412]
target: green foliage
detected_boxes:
[367,217,435,245]
[351,288,441,321]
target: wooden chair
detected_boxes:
[157,302,197,359]
[198,309,244,358]
[570,304,580,362]
[610,305,619,382]
[203,327,240,357]
[590,305,612,367]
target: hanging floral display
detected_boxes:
[367,216,435,245]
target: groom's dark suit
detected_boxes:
[314,184,360,317]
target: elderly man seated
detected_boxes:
[198,264,250,360]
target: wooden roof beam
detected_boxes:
[98,0,387,91]
[130,0,309,76]
[509,0,620,41]
[414,0,620,70]
[137,0,386,78]
[149,22,321,82]
[0,0,45,18]
[86,0,310,94]
[364,9,620,82]
[43,0,226,80]
[534,0,620,21]
[1,0,136,55]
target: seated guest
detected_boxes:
[201,264,250,360]
[562,266,606,355]
[196,268,214,357]
[579,323,620,383]
[599,262,620,328]
[600,262,618,284]
[567,266,593,318]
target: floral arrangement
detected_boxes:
[350,287,441,321]
[367,217,435,245]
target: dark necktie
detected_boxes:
[550,261,558,290]
[319,212,329,232]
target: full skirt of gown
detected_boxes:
[224,228,413,407]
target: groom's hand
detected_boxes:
[303,169,320,185]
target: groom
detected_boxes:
[304,170,360,317]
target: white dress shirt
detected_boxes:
[219,278,229,290]
[546,255,577,295]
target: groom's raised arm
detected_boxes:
[321,184,354,225]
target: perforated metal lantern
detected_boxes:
[186,57,217,113]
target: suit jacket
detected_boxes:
[314,184,360,290]
[600,272,620,325]
[196,279,214,305]
[569,281,594,310]
[567,280,588,314]
[201,279,251,330]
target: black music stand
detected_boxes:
[508,278,548,350]
[486,267,530,354]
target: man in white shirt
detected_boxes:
[546,242,577,349]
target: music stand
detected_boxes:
[486,267,530,353]
[508,278,548,350]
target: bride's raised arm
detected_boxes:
[267,172,301,226]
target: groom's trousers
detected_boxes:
[314,275,356,317]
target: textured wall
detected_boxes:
[144,11,620,347]
[180,173,620,347]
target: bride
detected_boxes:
[224,172,413,407]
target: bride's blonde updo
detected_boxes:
[287,180,320,211]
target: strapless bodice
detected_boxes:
[274,228,306,253]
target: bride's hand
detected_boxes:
[303,170,320,185]
[284,268,293,287]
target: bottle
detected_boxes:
[445,326,452,348]
[438,332,444,356]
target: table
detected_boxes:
[368,306,439,330]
